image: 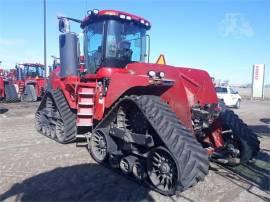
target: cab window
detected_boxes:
[215,87,227,93]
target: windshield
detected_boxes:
[215,87,227,93]
[105,20,146,66]
[23,65,45,78]
[84,19,147,73]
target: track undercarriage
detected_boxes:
[90,95,210,195]
[35,91,259,196]
[35,90,76,143]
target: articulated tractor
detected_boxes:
[0,68,19,102]
[35,9,260,195]
[16,63,46,101]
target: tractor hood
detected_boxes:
[125,62,218,107]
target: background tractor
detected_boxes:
[35,9,260,196]
[15,63,46,101]
[0,68,20,102]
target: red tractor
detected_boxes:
[0,68,20,102]
[35,9,260,195]
[15,63,46,101]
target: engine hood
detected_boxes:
[126,62,218,106]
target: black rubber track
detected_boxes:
[219,109,260,162]
[22,85,37,102]
[95,95,209,195]
[52,89,77,143]
[4,84,19,102]
[35,89,76,143]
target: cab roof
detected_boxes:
[19,63,45,67]
[80,9,151,30]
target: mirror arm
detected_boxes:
[57,16,82,23]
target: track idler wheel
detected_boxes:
[89,128,118,163]
[147,147,178,195]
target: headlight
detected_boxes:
[148,70,156,77]
[158,71,165,78]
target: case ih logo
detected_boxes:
[255,66,260,80]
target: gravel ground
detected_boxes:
[0,100,269,202]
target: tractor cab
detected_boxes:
[58,9,151,75]
[16,63,45,80]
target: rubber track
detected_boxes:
[22,85,37,102]
[219,109,260,162]
[96,95,209,194]
[36,90,76,143]
[5,84,19,102]
[52,89,77,143]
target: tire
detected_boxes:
[4,84,19,102]
[219,109,260,163]
[22,85,37,102]
[235,99,240,109]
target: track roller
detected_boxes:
[119,155,137,175]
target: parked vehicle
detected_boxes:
[216,86,241,108]
[15,63,46,102]
[35,9,260,195]
[0,68,19,102]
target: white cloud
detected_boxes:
[220,13,254,38]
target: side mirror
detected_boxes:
[58,18,70,33]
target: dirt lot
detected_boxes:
[0,100,269,202]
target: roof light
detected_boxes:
[92,9,99,15]
[87,10,92,15]
[126,16,132,20]
[140,19,145,24]
[145,22,149,26]
[119,14,126,19]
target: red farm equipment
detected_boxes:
[0,68,20,102]
[35,9,260,195]
[15,63,46,101]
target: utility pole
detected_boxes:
[43,0,47,76]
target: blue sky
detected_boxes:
[0,0,269,84]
